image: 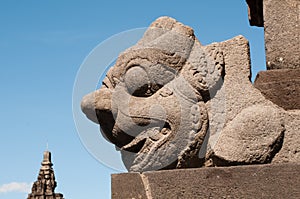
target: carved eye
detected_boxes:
[124,66,151,97]
[125,66,166,97]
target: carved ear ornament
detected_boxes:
[209,47,225,77]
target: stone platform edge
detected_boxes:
[112,163,300,199]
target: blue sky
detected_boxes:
[0,1,265,198]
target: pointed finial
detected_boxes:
[42,150,53,168]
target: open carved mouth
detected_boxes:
[120,122,172,154]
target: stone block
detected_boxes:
[254,69,300,110]
[111,163,300,199]
[263,0,300,69]
[111,173,147,199]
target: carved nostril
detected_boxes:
[81,92,99,124]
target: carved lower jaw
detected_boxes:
[120,122,172,152]
[118,122,174,171]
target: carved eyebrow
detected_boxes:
[123,49,186,70]
[108,47,189,87]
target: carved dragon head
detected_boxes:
[81,17,224,172]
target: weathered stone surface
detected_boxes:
[82,17,222,172]
[112,164,300,199]
[264,0,300,70]
[244,0,300,166]
[28,151,64,199]
[254,69,300,110]
[111,173,147,199]
[212,105,285,165]
[273,110,300,163]
[199,36,297,166]
[204,37,300,166]
[81,17,300,172]
[247,0,300,69]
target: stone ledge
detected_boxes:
[112,163,300,199]
[254,69,300,110]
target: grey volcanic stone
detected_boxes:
[273,109,300,163]
[212,105,285,165]
[81,17,300,172]
[204,36,300,166]
[111,173,147,199]
[254,69,300,110]
[112,164,300,199]
[264,0,300,70]
[247,0,300,69]
[82,17,221,172]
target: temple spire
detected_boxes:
[27,151,64,199]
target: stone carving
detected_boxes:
[28,151,64,199]
[82,17,223,171]
[81,17,300,172]
[200,36,299,166]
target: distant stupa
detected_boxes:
[27,151,64,199]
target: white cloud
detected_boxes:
[0,182,32,194]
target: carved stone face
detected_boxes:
[81,17,224,172]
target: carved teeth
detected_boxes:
[121,126,168,152]
[150,131,163,141]
[121,136,146,152]
[160,87,173,97]
[161,128,169,135]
